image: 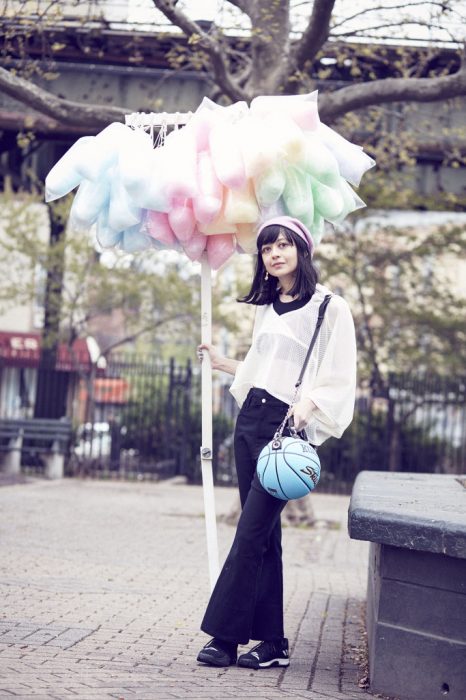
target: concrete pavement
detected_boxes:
[0,477,372,699]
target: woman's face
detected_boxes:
[261,232,298,283]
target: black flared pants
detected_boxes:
[200,388,292,645]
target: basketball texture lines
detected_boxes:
[257,437,321,500]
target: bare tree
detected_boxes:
[0,1,465,128]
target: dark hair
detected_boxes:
[238,225,319,305]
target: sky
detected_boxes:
[115,0,466,47]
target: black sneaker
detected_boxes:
[237,638,290,669]
[197,638,237,667]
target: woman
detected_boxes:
[197,215,357,670]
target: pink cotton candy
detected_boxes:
[251,92,320,132]
[182,230,207,262]
[209,121,246,190]
[168,199,196,242]
[206,233,235,270]
[193,152,223,224]
[145,210,177,247]
[163,129,198,200]
[190,103,218,152]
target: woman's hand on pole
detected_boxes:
[197,343,240,376]
[288,397,317,432]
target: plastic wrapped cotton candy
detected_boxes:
[251,92,319,131]
[96,209,123,249]
[70,177,110,229]
[168,198,196,242]
[119,131,170,213]
[45,136,94,202]
[206,233,235,270]
[300,133,341,185]
[330,180,366,223]
[238,116,281,179]
[209,120,246,190]
[182,230,207,262]
[224,180,260,225]
[310,213,325,246]
[265,114,307,164]
[236,223,258,254]
[145,210,177,246]
[253,166,286,207]
[317,123,375,187]
[163,128,198,200]
[121,223,153,253]
[312,179,344,221]
[78,123,131,182]
[199,204,237,236]
[283,167,313,219]
[193,152,223,225]
[108,175,142,232]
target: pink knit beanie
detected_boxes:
[257,216,314,257]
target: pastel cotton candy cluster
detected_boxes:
[45,92,374,269]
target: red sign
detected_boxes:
[0,331,91,371]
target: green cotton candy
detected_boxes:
[312,179,344,220]
[283,166,313,219]
[302,134,341,185]
[310,213,325,246]
[254,167,286,207]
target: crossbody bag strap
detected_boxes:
[273,294,332,441]
[295,293,332,389]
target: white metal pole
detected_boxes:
[200,253,220,591]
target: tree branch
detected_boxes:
[0,66,127,128]
[152,0,248,102]
[226,0,253,16]
[293,0,336,70]
[99,312,190,357]
[319,57,466,121]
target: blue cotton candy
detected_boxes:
[120,138,170,213]
[45,136,95,202]
[108,175,142,231]
[96,209,123,249]
[121,224,153,253]
[70,177,110,229]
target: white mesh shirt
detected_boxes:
[229,283,357,446]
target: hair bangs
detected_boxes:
[257,225,294,251]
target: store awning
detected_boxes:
[0,331,92,371]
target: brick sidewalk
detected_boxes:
[0,478,370,699]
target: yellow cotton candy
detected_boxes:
[266,115,307,164]
[224,181,260,225]
[238,116,280,178]
[236,223,258,254]
[254,167,286,207]
[198,202,237,235]
[312,180,344,221]
[283,167,313,219]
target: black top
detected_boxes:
[273,293,312,316]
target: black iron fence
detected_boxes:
[0,352,464,492]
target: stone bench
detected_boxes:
[348,471,466,700]
[0,418,72,479]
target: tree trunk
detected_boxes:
[34,204,68,419]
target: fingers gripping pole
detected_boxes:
[200,254,220,590]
